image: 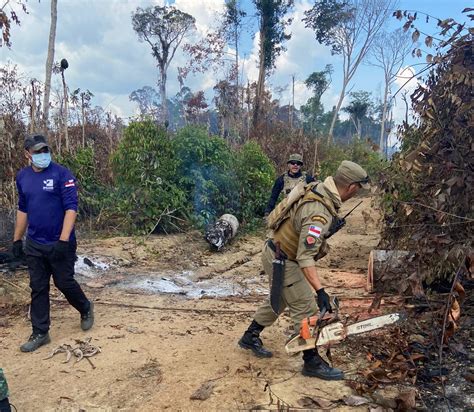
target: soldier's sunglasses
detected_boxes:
[353,177,369,185]
[289,161,302,166]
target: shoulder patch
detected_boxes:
[311,215,328,225]
[304,235,317,248]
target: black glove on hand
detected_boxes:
[316,288,332,313]
[12,240,24,259]
[51,240,70,261]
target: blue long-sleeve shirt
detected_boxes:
[16,162,78,244]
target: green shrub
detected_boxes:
[319,140,387,181]
[235,141,275,226]
[173,125,239,226]
[110,120,186,234]
[56,147,105,216]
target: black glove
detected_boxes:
[316,288,332,313]
[51,240,70,261]
[12,240,24,259]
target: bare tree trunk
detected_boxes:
[379,81,389,152]
[235,31,239,92]
[81,95,85,147]
[61,71,69,151]
[328,80,347,143]
[246,81,251,141]
[42,0,58,131]
[159,67,168,124]
[402,91,409,124]
[29,80,36,133]
[253,30,266,129]
[290,74,295,129]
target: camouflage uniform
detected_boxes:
[239,160,369,380]
[282,171,307,196]
[255,177,340,330]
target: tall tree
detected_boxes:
[222,0,247,91]
[132,6,195,123]
[304,0,396,142]
[58,59,69,151]
[42,0,57,130]
[71,88,94,147]
[129,85,161,120]
[301,65,333,134]
[369,28,411,153]
[342,90,372,138]
[253,0,294,129]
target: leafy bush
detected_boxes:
[173,126,239,227]
[56,147,105,216]
[235,141,275,226]
[110,120,186,234]
[319,140,387,181]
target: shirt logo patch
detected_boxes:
[308,225,322,237]
[43,179,54,191]
[64,179,75,188]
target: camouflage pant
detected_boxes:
[0,369,8,401]
[253,243,318,331]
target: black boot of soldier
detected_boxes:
[238,320,273,358]
[301,349,344,380]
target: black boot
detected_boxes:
[301,349,344,380]
[238,320,273,358]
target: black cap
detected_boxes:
[24,134,49,151]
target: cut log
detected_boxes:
[367,249,412,294]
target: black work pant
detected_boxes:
[0,398,11,412]
[25,238,90,334]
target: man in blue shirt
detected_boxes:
[12,134,94,352]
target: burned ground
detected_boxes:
[0,196,472,411]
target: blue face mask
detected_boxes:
[31,152,52,169]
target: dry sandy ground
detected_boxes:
[0,196,400,411]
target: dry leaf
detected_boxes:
[454,282,465,303]
[396,389,417,409]
[343,395,370,406]
[190,381,216,401]
[298,396,333,409]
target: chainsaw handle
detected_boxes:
[317,308,327,326]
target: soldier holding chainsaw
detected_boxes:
[239,160,369,380]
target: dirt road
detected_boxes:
[1,196,400,411]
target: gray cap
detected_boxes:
[288,153,303,164]
[24,134,49,151]
[336,160,370,189]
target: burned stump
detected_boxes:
[204,214,239,251]
[367,249,414,294]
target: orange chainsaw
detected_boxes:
[285,298,406,355]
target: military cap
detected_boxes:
[336,160,370,189]
[288,153,303,164]
[24,134,49,151]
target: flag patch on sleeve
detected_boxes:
[64,179,75,188]
[308,225,322,237]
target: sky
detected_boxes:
[0,0,470,124]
